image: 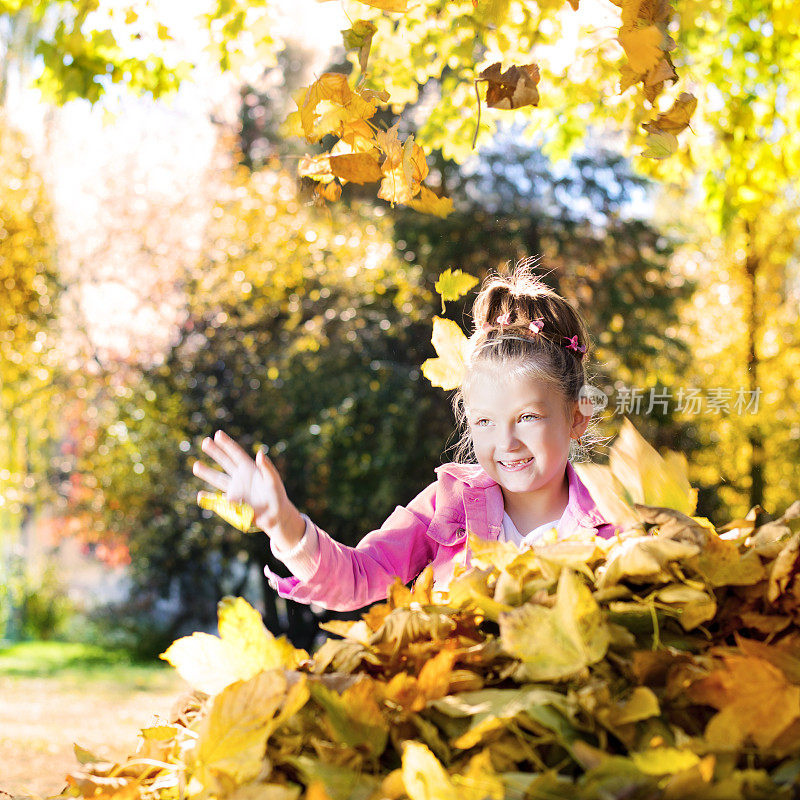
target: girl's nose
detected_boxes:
[498,426,521,450]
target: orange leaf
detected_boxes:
[296,73,378,143]
[378,140,428,205]
[687,655,800,750]
[315,182,342,202]
[329,152,384,184]
[618,25,663,74]
[417,649,457,701]
[643,91,697,134]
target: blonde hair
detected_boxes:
[451,262,595,463]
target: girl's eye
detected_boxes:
[520,413,540,422]
[473,418,491,427]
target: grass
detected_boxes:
[0,640,178,690]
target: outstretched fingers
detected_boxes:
[192,459,231,492]
[212,430,254,467]
[200,435,237,473]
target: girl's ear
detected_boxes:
[569,401,591,439]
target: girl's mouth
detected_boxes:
[498,456,533,471]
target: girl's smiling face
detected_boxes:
[463,364,588,500]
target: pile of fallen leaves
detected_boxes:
[56,422,800,800]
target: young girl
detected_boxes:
[192,269,616,612]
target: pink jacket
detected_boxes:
[265,461,617,611]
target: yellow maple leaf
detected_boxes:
[191,670,288,789]
[420,316,470,390]
[375,123,403,169]
[641,128,678,159]
[329,152,383,184]
[409,185,454,218]
[618,24,663,74]
[160,597,307,695]
[378,139,428,205]
[197,492,257,532]
[574,417,696,529]
[296,73,379,143]
[499,568,610,681]
[434,269,479,310]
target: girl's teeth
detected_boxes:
[500,457,532,468]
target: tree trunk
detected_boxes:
[744,222,764,510]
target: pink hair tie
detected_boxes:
[564,335,587,356]
[528,318,544,335]
[496,313,511,326]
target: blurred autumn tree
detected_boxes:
[0,120,60,537]
[71,153,450,648]
[354,0,800,516]
[0,119,63,637]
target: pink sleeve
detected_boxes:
[264,482,438,612]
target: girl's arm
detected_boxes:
[193,430,439,611]
[265,484,439,611]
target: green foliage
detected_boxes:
[1,0,189,104]
[0,558,74,640]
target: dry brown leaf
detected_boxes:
[479,62,540,110]
[643,92,697,135]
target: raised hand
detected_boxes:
[192,430,304,549]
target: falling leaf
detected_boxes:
[478,62,540,110]
[296,73,379,143]
[329,152,383,184]
[341,20,376,74]
[408,185,454,218]
[618,25,663,74]
[421,316,470,390]
[378,139,428,205]
[434,270,478,312]
[641,128,678,159]
[351,0,409,11]
[198,492,256,532]
[644,91,697,134]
